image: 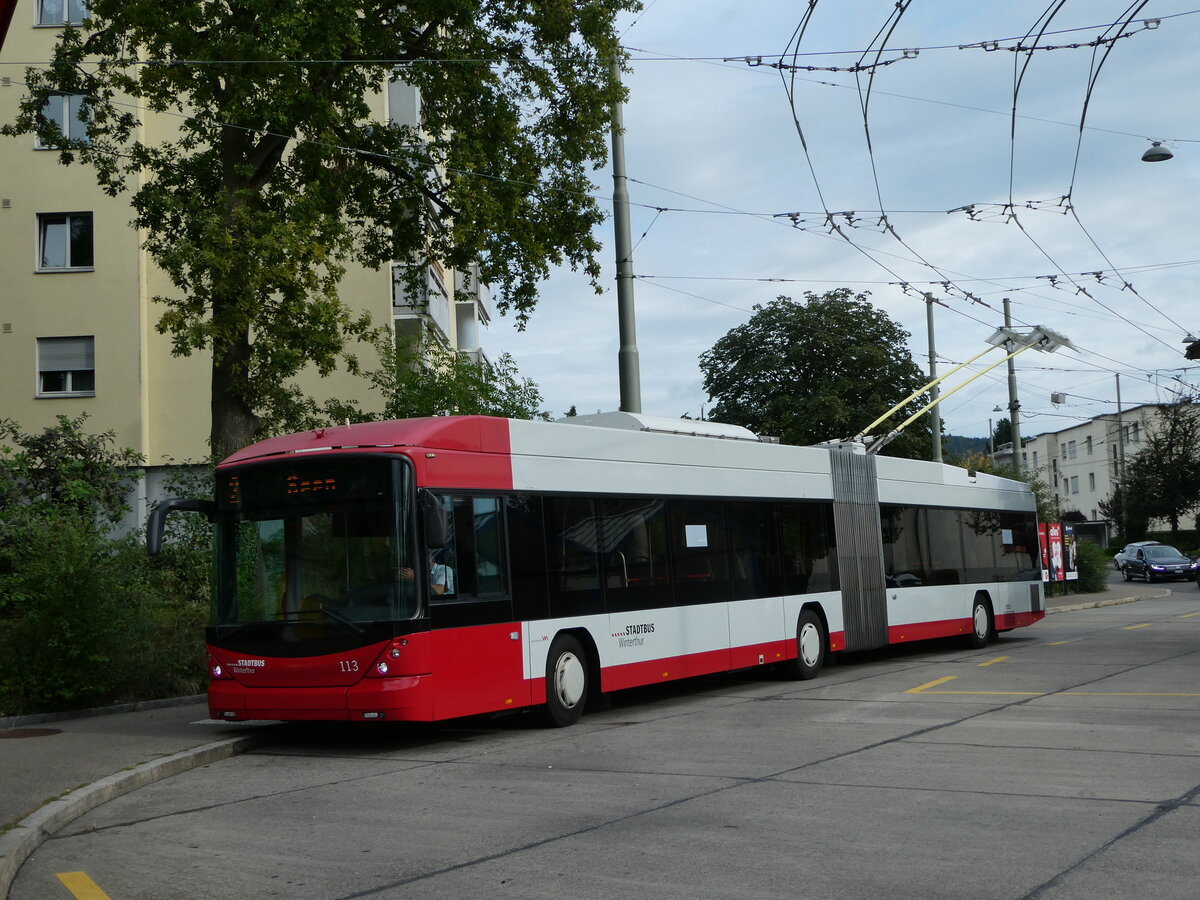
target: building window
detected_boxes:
[1032,451,1038,469]
[1085,436,1093,455]
[36,93,90,147]
[1060,443,1066,460]
[37,336,95,396]
[1070,476,1079,494]
[37,0,87,25]
[1067,440,1077,459]
[1089,472,1095,491]
[37,213,93,270]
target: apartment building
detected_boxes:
[0,3,492,524]
[995,404,1167,538]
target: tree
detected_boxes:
[992,416,1012,449]
[267,326,546,430]
[4,0,635,457]
[955,449,1058,523]
[699,290,933,458]
[1122,396,1200,534]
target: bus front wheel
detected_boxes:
[542,634,588,727]
[784,610,826,680]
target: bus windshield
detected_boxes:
[213,457,418,629]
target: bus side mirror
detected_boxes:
[418,489,447,549]
[423,506,447,549]
[147,498,215,556]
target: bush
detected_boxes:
[0,417,210,716]
[1073,540,1110,593]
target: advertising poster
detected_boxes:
[1038,523,1049,582]
[1048,522,1064,582]
[1062,524,1078,581]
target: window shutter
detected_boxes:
[38,336,94,370]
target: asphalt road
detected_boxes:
[16,589,1200,900]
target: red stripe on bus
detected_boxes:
[600,648,734,692]
[995,609,1044,630]
[887,617,974,644]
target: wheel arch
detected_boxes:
[554,626,602,696]
[971,590,996,642]
[798,600,831,649]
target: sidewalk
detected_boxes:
[0,699,270,898]
[0,580,1186,898]
[1042,579,1173,613]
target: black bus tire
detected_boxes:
[542,634,588,727]
[966,596,993,649]
[785,609,826,680]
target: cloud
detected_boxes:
[488,0,1200,439]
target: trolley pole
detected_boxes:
[1004,298,1022,477]
[610,56,642,413]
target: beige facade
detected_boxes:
[1,5,490,472]
[995,404,1173,530]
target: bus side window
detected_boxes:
[441,495,508,600]
[544,496,603,617]
[472,496,505,595]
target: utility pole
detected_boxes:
[926,295,942,463]
[610,56,641,413]
[1115,373,1126,485]
[1004,298,1022,476]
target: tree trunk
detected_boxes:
[210,328,259,460]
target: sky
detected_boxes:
[484,0,1200,443]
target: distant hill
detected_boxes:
[944,434,988,458]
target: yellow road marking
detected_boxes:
[1180,612,1200,619]
[908,681,1200,698]
[906,676,957,693]
[1048,640,1075,645]
[56,873,113,900]
[1123,623,1151,630]
[978,656,1009,667]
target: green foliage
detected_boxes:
[4,0,636,455]
[992,416,1013,448]
[0,414,143,523]
[943,434,987,460]
[699,289,934,458]
[0,420,208,716]
[1073,540,1110,593]
[956,450,1058,524]
[259,325,546,434]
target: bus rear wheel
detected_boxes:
[542,634,588,727]
[966,596,993,649]
[783,610,826,680]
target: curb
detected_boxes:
[0,733,267,900]
[1046,588,1171,614]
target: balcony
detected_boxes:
[393,263,450,341]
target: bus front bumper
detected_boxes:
[208,675,435,722]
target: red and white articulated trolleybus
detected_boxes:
[148,412,1043,726]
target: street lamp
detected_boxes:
[1141,141,1173,163]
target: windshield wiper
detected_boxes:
[317,604,364,633]
[274,605,364,634]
